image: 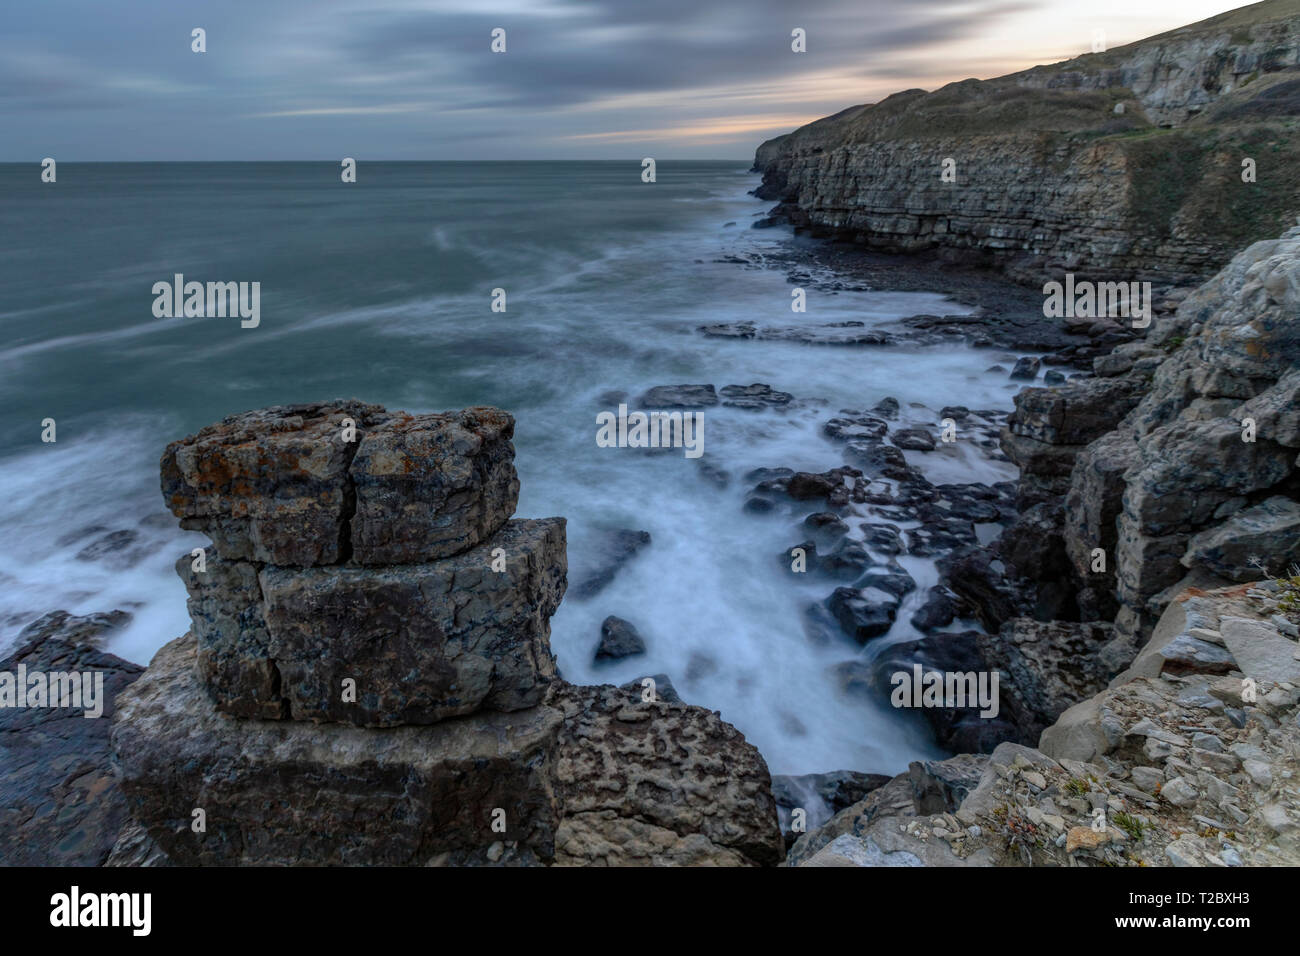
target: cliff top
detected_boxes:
[757,0,1300,156]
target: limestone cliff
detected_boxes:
[753,0,1300,284]
[1002,222,1300,655]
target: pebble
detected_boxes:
[1192,732,1224,752]
[1160,777,1200,807]
[1130,766,1164,792]
[1243,758,1273,789]
[1023,771,1047,790]
[1261,804,1296,834]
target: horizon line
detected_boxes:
[0,158,757,164]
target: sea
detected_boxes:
[0,160,1028,778]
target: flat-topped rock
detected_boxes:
[111,634,565,866]
[182,518,566,726]
[349,406,519,563]
[161,400,388,566]
[162,400,519,566]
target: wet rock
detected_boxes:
[772,770,892,824]
[996,501,1080,621]
[698,321,892,346]
[639,384,719,408]
[824,414,890,442]
[819,540,874,580]
[872,397,901,419]
[804,512,850,543]
[858,570,917,600]
[569,528,652,600]
[720,383,794,409]
[860,522,904,555]
[843,440,910,478]
[907,518,978,557]
[1009,357,1041,381]
[936,546,1026,633]
[892,428,937,451]
[826,586,900,643]
[594,616,646,662]
[0,610,140,866]
[675,654,716,688]
[928,483,1008,522]
[786,472,839,500]
[871,631,1018,753]
[911,587,958,632]
[74,529,142,566]
[977,618,1116,744]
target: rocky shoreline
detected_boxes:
[4,221,1298,866]
[773,220,1300,866]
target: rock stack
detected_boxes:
[111,400,782,866]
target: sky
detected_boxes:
[0,0,1258,160]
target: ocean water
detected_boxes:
[0,161,1024,777]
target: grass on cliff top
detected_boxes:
[835,83,1135,143]
[767,0,1299,153]
[1119,122,1300,246]
[1027,0,1300,75]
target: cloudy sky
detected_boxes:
[2,0,1253,160]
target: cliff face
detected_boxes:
[753,0,1300,284]
[1002,223,1300,654]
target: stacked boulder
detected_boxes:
[110,400,782,866]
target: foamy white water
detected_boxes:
[0,161,1031,777]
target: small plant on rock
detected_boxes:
[1114,811,1147,842]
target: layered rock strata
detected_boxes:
[999,224,1300,658]
[753,0,1300,284]
[112,401,783,867]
